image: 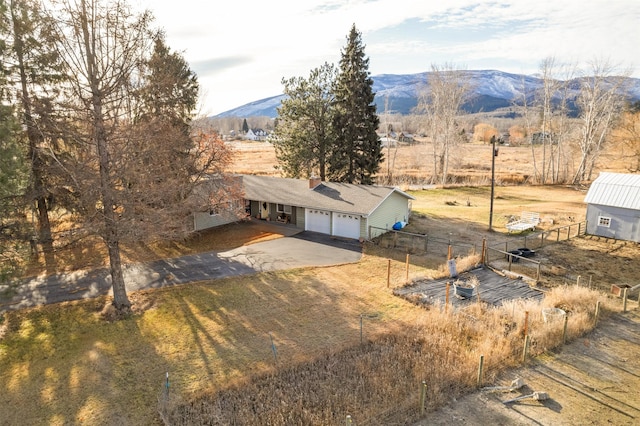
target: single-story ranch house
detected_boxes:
[193,175,415,240]
[584,172,640,242]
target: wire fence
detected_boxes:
[370,222,587,282]
[486,221,587,253]
[370,226,479,259]
[153,293,613,425]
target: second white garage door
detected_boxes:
[332,213,361,239]
[305,209,331,234]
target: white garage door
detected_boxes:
[305,209,331,234]
[332,213,361,239]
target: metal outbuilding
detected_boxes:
[584,172,640,242]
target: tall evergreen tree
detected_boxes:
[331,24,382,184]
[137,34,199,132]
[273,62,337,180]
[4,0,63,270]
[0,76,29,274]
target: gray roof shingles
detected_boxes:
[241,175,414,216]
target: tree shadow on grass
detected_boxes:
[0,297,171,425]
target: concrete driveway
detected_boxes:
[0,231,362,313]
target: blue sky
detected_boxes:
[134,0,639,116]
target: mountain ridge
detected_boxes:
[213,69,640,118]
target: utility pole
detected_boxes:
[489,136,497,231]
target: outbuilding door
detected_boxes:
[305,209,331,234]
[332,213,361,239]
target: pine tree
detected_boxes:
[330,24,382,184]
[273,62,337,180]
[4,0,62,270]
[242,118,249,133]
[137,34,199,133]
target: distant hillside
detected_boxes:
[214,70,640,118]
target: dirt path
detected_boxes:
[417,309,640,425]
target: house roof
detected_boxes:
[241,175,415,216]
[584,172,640,210]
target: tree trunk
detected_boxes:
[12,1,56,271]
[106,235,130,311]
[80,1,131,311]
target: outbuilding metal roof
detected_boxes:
[584,172,640,210]
[241,175,415,216]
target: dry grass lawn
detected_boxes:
[0,255,436,425]
[1,180,639,424]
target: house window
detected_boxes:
[277,204,292,214]
[598,216,611,228]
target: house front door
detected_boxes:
[260,201,269,219]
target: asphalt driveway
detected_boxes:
[0,231,362,313]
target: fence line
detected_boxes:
[371,222,587,284]
[487,221,587,253]
[369,226,478,257]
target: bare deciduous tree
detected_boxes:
[535,57,577,184]
[612,105,640,172]
[48,0,235,313]
[418,64,471,184]
[573,61,630,183]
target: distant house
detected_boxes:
[531,132,555,145]
[584,172,640,242]
[193,175,415,240]
[398,132,414,143]
[245,128,268,141]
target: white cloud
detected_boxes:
[131,0,638,115]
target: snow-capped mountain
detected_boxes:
[214,70,640,118]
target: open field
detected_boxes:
[1,186,639,425]
[226,139,634,185]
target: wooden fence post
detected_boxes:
[419,380,427,415]
[522,335,530,363]
[481,238,487,265]
[477,355,484,387]
[445,282,450,313]
[387,259,391,288]
[541,232,545,247]
[562,315,569,345]
[594,301,601,326]
[623,287,628,313]
[405,254,410,282]
[523,311,529,337]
